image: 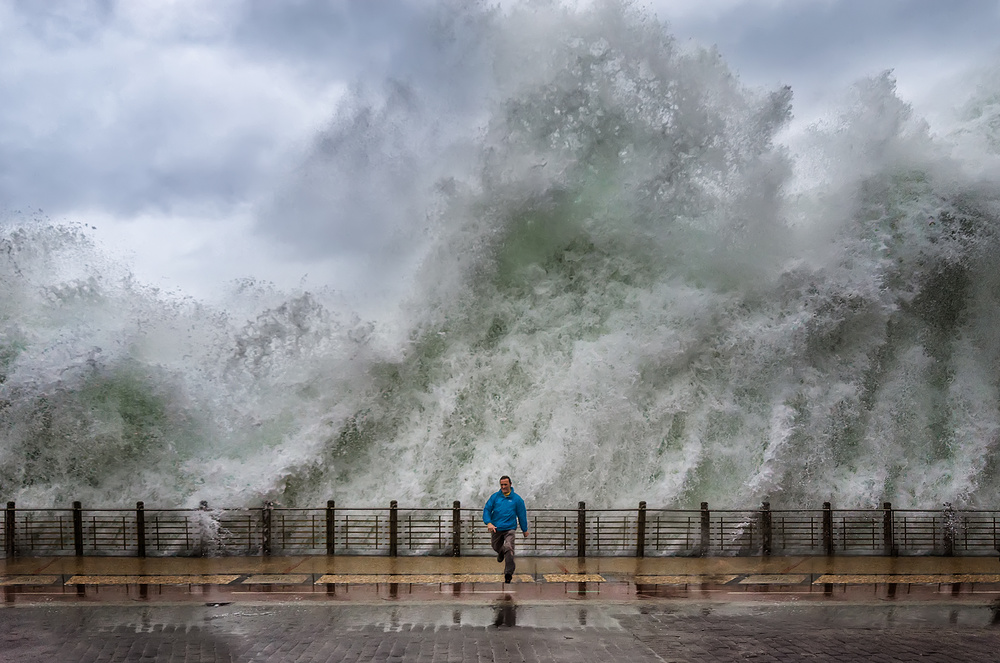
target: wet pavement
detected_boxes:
[4,555,1000,661]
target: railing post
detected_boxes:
[822,502,833,555]
[884,502,896,556]
[5,501,15,559]
[577,501,586,558]
[761,502,772,556]
[136,501,146,558]
[636,501,646,558]
[389,500,398,557]
[326,500,336,556]
[452,501,461,557]
[73,501,84,557]
[700,502,710,556]
[262,501,273,557]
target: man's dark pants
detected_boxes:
[491,529,517,576]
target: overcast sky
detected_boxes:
[2,0,998,304]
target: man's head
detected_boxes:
[499,475,511,496]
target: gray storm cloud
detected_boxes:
[0,0,495,268]
[664,0,1000,95]
[0,0,440,219]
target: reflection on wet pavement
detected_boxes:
[4,601,1000,662]
[5,556,1000,660]
[493,594,517,627]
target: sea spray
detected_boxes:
[2,0,1000,511]
[0,223,380,506]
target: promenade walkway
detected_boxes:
[4,555,1000,661]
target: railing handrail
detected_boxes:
[8,504,1000,513]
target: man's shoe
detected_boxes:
[497,551,504,562]
[504,573,512,584]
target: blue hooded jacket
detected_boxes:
[483,490,528,532]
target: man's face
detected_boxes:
[499,478,511,496]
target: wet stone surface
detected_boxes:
[3,601,1000,662]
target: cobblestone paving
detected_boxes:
[4,601,1000,662]
[620,603,1000,662]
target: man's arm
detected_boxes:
[517,496,529,537]
[483,494,497,533]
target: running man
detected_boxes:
[483,475,529,583]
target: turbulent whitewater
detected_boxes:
[3,1,1000,510]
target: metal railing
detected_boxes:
[4,499,1000,558]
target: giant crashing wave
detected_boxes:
[2,0,1000,511]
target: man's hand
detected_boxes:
[522,530,530,539]
[487,523,496,533]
